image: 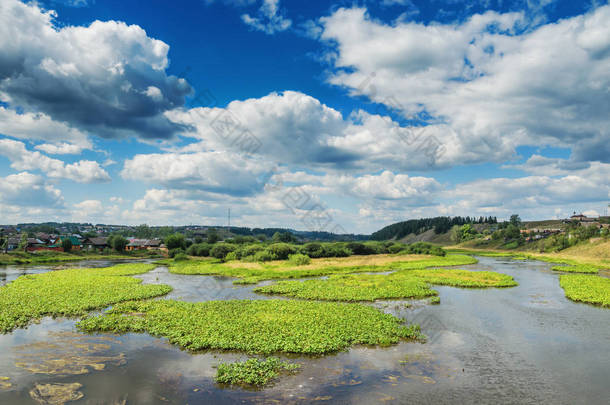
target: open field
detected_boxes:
[0,264,171,333]
[254,268,517,301]
[168,254,478,284]
[559,274,610,307]
[77,299,423,354]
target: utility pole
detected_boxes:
[228,208,231,228]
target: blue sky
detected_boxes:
[0,0,609,233]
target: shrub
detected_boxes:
[210,243,236,260]
[324,245,352,258]
[238,244,264,258]
[288,254,311,266]
[61,239,72,253]
[186,243,212,257]
[225,251,238,261]
[346,242,378,255]
[173,253,189,261]
[266,243,297,260]
[387,243,404,254]
[112,236,128,253]
[299,242,325,258]
[169,248,185,258]
[253,250,278,262]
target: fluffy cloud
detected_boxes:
[167,91,456,170]
[121,151,272,196]
[0,107,91,150]
[0,138,110,183]
[0,172,64,207]
[0,0,191,140]
[319,5,610,164]
[241,0,292,34]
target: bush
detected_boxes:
[238,244,264,258]
[288,253,311,266]
[387,243,404,254]
[324,244,352,258]
[253,250,278,262]
[173,253,189,261]
[225,251,238,261]
[169,248,185,258]
[210,243,236,260]
[266,243,297,260]
[186,243,212,257]
[299,243,325,258]
[346,242,378,255]
[401,242,446,256]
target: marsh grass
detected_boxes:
[215,357,300,387]
[77,299,423,354]
[559,274,610,307]
[0,263,171,333]
[254,269,517,302]
[169,254,478,284]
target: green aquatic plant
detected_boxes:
[78,299,422,354]
[215,357,300,387]
[559,274,610,307]
[0,264,171,333]
[551,264,599,274]
[169,254,477,285]
[255,269,516,302]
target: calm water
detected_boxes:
[0,257,608,404]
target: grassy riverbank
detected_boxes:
[0,251,162,266]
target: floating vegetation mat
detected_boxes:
[255,269,517,302]
[0,263,171,333]
[29,382,84,405]
[14,332,125,375]
[78,299,422,354]
[169,254,478,284]
[216,357,301,387]
[551,264,599,274]
[560,274,610,307]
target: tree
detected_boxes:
[206,228,219,244]
[272,231,297,243]
[165,233,186,250]
[62,238,73,253]
[112,236,128,252]
[18,234,28,252]
[509,214,522,227]
[134,224,153,239]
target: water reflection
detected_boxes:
[0,257,608,404]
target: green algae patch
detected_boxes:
[216,357,300,387]
[29,382,84,405]
[560,274,610,307]
[77,299,422,354]
[254,269,517,302]
[168,254,477,285]
[0,264,171,333]
[551,264,599,274]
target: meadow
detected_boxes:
[77,299,423,354]
[254,269,517,302]
[168,254,478,284]
[0,263,171,333]
[559,274,610,307]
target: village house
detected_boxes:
[82,237,109,252]
[125,238,164,252]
